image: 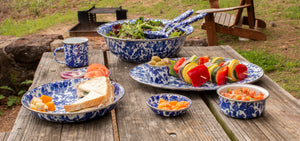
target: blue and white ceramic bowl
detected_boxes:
[97,19,194,63]
[21,78,125,123]
[146,63,170,85]
[146,93,192,117]
[217,84,269,119]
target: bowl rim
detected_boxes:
[97,18,194,41]
[216,84,270,103]
[21,79,125,116]
[146,93,192,112]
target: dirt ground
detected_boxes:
[0,100,22,132]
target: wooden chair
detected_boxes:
[196,0,266,46]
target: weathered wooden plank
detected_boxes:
[183,46,300,140]
[107,49,230,140]
[0,132,10,141]
[8,50,114,141]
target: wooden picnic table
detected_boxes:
[5,45,300,141]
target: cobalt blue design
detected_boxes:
[144,9,195,39]
[54,37,89,68]
[146,12,207,39]
[146,63,170,85]
[130,58,264,91]
[97,19,194,63]
[217,84,270,119]
[146,94,192,117]
[21,78,125,123]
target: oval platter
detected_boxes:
[129,58,264,91]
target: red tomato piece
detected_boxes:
[235,64,248,81]
[86,63,108,73]
[85,63,109,78]
[254,95,264,100]
[198,56,209,65]
[84,70,108,78]
[216,66,228,85]
[173,57,186,74]
[219,62,225,66]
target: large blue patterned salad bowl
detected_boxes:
[21,78,125,123]
[217,84,270,119]
[97,19,194,63]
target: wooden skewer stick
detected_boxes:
[226,76,233,80]
[243,72,249,75]
[200,75,207,79]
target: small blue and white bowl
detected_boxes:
[97,19,193,63]
[146,63,170,85]
[217,84,270,119]
[146,93,192,117]
[21,78,125,123]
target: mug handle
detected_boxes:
[53,47,66,64]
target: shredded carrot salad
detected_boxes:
[221,87,265,101]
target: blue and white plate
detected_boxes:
[73,67,87,74]
[130,58,264,91]
[21,78,125,123]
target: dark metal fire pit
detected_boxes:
[69,6,127,37]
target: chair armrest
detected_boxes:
[196,4,251,14]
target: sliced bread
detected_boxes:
[64,76,114,112]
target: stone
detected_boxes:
[271,22,277,27]
[4,34,63,64]
[0,34,63,96]
[50,39,64,52]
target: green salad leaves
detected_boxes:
[107,17,185,39]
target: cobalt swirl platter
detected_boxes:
[129,58,264,91]
[21,78,125,123]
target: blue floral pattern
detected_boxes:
[146,63,170,84]
[21,78,125,123]
[218,97,266,119]
[97,19,193,63]
[130,58,264,91]
[146,94,192,117]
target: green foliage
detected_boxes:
[0,74,33,115]
[0,11,76,37]
[7,96,20,107]
[282,5,300,19]
[237,49,300,73]
[0,86,14,92]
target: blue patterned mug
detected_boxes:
[146,63,170,85]
[54,37,89,68]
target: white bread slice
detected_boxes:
[64,76,114,112]
[74,84,115,112]
[76,76,109,98]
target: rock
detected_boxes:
[0,38,34,96]
[0,34,63,96]
[4,34,63,64]
[271,22,277,27]
[50,39,64,52]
